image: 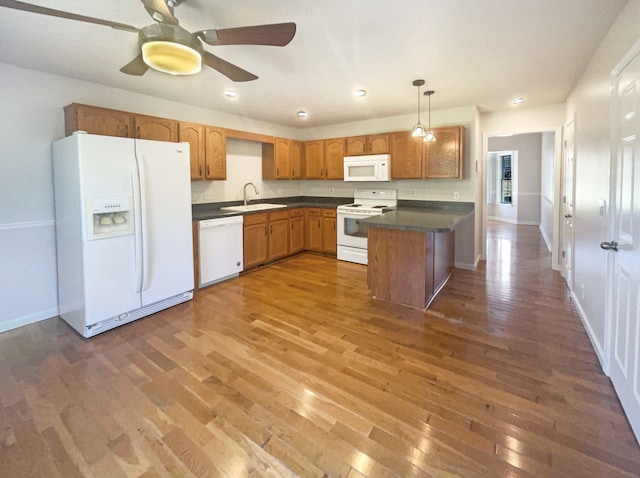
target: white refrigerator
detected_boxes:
[52,132,194,337]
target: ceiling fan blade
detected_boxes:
[139,0,178,25]
[0,0,138,32]
[203,51,258,82]
[120,54,149,76]
[198,22,296,47]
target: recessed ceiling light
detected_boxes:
[511,97,525,105]
[297,111,308,118]
[224,89,238,98]
[354,89,367,97]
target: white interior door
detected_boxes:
[560,117,576,289]
[608,43,640,443]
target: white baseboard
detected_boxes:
[488,216,540,226]
[0,309,57,334]
[539,225,552,252]
[455,255,481,270]
[570,290,606,372]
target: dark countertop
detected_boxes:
[359,202,474,233]
[192,196,352,221]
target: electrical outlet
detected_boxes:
[411,189,417,196]
[204,190,214,200]
[453,192,460,200]
[580,284,585,300]
[330,187,334,193]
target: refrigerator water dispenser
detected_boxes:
[87,195,134,239]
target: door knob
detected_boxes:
[564,214,573,218]
[600,241,618,251]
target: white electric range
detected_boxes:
[336,189,397,265]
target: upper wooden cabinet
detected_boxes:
[289,140,303,179]
[204,126,226,180]
[263,138,303,180]
[64,103,134,138]
[180,123,226,180]
[346,134,389,156]
[179,122,205,179]
[262,138,290,180]
[389,131,423,179]
[423,126,464,179]
[324,138,345,179]
[303,140,325,179]
[134,114,178,142]
[389,126,464,180]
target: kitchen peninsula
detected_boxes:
[361,202,474,309]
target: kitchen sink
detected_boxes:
[220,203,287,212]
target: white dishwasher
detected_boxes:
[199,215,244,287]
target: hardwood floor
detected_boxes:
[1,221,639,477]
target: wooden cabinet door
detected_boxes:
[324,138,345,179]
[204,126,226,180]
[289,209,305,254]
[305,208,323,251]
[134,114,178,142]
[390,131,423,179]
[269,218,290,260]
[274,137,290,179]
[424,126,464,179]
[346,136,367,156]
[244,221,268,269]
[64,103,134,138]
[304,140,324,179]
[179,122,205,180]
[368,133,390,154]
[289,140,303,179]
[322,209,337,254]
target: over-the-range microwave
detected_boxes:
[343,154,391,182]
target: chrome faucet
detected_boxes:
[243,182,259,206]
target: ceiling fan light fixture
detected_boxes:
[141,41,202,76]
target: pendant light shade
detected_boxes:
[423,90,436,142]
[411,79,426,137]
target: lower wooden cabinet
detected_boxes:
[305,208,336,254]
[305,208,323,251]
[243,213,269,269]
[290,208,305,254]
[268,210,290,261]
[322,209,337,254]
[243,209,295,270]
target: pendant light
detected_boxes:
[423,90,436,142]
[411,79,426,137]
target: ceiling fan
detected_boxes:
[0,0,297,81]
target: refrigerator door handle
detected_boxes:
[132,155,144,294]
[137,153,150,291]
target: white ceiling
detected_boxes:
[0,0,627,128]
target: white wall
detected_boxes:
[488,133,543,225]
[540,131,555,251]
[563,0,640,364]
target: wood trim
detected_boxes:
[224,128,275,144]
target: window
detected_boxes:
[500,154,512,204]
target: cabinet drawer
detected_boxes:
[243,212,268,226]
[323,209,336,218]
[268,209,290,221]
[307,208,322,217]
[289,208,304,218]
